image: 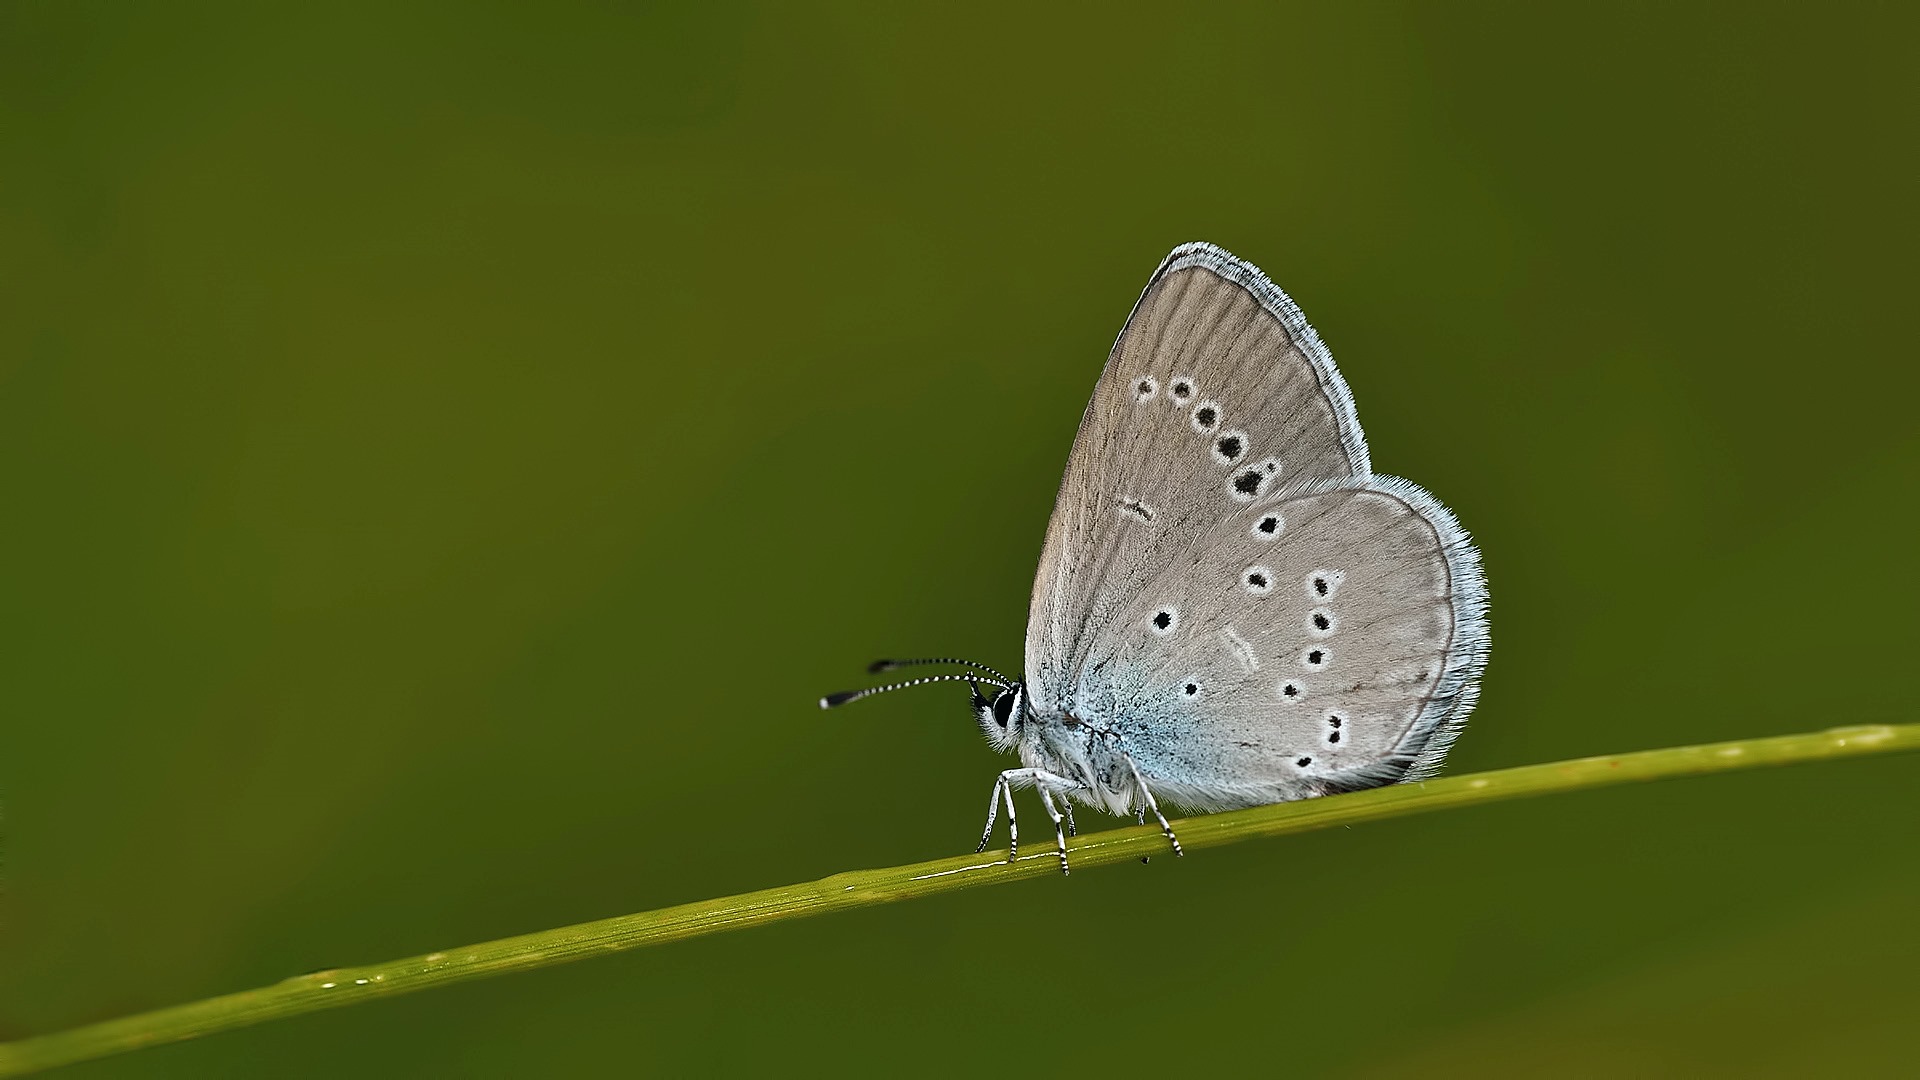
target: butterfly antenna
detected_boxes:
[820,672,1008,710]
[867,656,1013,685]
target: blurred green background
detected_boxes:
[3,3,1916,1076]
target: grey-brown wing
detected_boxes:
[1025,242,1372,711]
[1067,479,1488,809]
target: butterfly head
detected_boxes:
[972,680,1027,752]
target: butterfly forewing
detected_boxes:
[1024,242,1487,807]
[1027,245,1373,706]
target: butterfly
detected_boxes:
[823,242,1489,873]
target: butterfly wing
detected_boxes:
[1024,242,1487,806]
[1069,479,1487,808]
[1027,242,1373,708]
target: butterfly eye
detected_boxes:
[991,690,1017,728]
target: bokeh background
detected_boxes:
[3,3,1916,1076]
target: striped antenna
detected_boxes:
[819,672,1007,710]
[866,656,1014,685]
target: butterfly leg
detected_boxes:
[974,768,1078,873]
[974,774,1012,857]
[1035,786,1072,875]
[1125,756,1184,857]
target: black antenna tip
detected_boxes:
[820,690,860,709]
[866,659,896,674]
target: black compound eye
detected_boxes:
[991,690,1017,727]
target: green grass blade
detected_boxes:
[2,723,1912,1077]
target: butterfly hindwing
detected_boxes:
[1074,479,1486,809]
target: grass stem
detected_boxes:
[3,723,1913,1077]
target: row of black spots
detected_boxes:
[1150,607,1179,636]
[1297,607,1344,664]
[1177,392,1279,498]
[1170,391,1288,503]
[1137,377,1268,509]
[1186,389,1242,470]
[1294,568,1341,668]
[1307,569,1345,600]
[1291,713,1345,771]
[1133,374,1201,408]
[1251,511,1284,539]
[1279,679,1303,701]
[1242,565,1273,596]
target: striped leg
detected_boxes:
[974,768,1079,873]
[1125,756,1183,857]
